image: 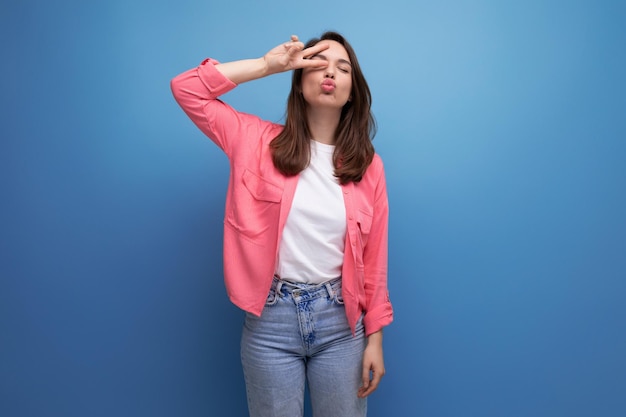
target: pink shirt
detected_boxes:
[170,58,393,336]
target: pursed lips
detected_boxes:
[321,79,336,92]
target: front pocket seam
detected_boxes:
[242,169,282,203]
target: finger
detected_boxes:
[286,41,305,56]
[301,41,330,59]
[358,378,376,398]
[368,368,383,393]
[358,366,385,398]
[297,58,328,69]
[284,41,304,55]
[296,43,330,70]
[282,35,303,53]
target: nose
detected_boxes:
[324,66,335,79]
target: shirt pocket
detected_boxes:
[242,169,282,203]
[226,169,283,242]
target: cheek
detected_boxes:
[301,82,316,102]
[341,80,353,98]
[341,74,352,89]
[301,75,317,94]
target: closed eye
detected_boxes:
[310,53,351,73]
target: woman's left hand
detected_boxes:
[358,330,385,398]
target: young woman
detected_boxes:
[171,31,393,417]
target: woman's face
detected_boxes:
[301,40,353,111]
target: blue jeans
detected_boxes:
[241,277,367,417]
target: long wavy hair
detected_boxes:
[270,31,377,184]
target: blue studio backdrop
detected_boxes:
[1,1,625,416]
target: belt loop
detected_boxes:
[324,281,334,298]
[275,280,284,297]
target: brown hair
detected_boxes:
[270,31,377,184]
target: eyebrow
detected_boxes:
[312,53,352,67]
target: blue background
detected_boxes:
[2,0,625,416]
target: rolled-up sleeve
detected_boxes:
[362,160,393,335]
[171,59,261,157]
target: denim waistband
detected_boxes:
[271,276,342,300]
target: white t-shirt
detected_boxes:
[275,140,347,283]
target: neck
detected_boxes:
[307,107,341,145]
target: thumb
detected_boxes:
[361,365,371,390]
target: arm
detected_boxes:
[358,161,393,398]
[170,35,329,154]
[215,35,329,84]
[362,160,393,335]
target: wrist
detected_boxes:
[257,56,272,77]
[366,329,383,346]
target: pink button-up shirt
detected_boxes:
[171,59,393,336]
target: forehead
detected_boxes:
[316,40,351,62]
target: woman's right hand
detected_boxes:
[263,35,330,75]
[214,35,330,85]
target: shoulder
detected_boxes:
[256,120,284,147]
[354,153,386,194]
[371,153,384,168]
[365,153,385,178]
